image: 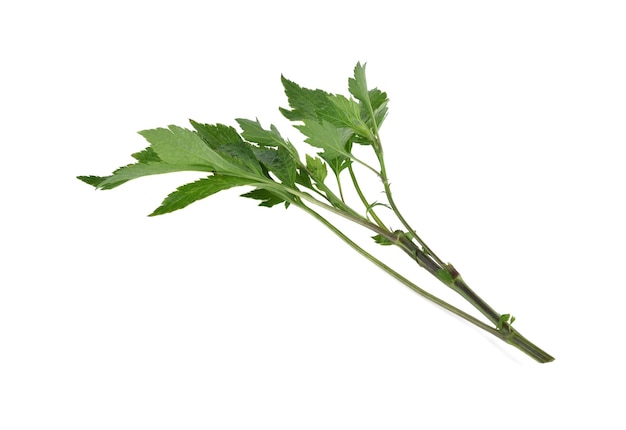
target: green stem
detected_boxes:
[351,154,381,178]
[297,202,553,362]
[376,152,446,268]
[335,172,345,202]
[397,237,554,362]
[297,203,498,335]
[295,163,357,219]
[258,178,555,362]
[348,163,386,229]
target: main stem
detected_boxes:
[398,236,554,362]
[365,131,553,362]
[297,202,498,335]
[297,201,554,363]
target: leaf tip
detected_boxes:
[77,175,106,188]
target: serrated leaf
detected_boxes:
[77,175,107,187]
[189,120,243,148]
[132,147,161,163]
[320,152,350,177]
[189,120,264,176]
[348,62,388,131]
[368,89,389,129]
[80,125,254,191]
[240,188,286,208]
[319,94,374,142]
[139,125,234,173]
[305,154,328,183]
[217,141,265,175]
[279,75,332,121]
[295,119,352,160]
[236,118,287,147]
[348,62,370,104]
[368,88,388,112]
[252,146,297,186]
[78,160,214,190]
[150,175,252,216]
[295,168,313,189]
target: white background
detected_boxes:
[1,1,625,428]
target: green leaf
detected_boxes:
[252,146,297,186]
[320,153,350,177]
[368,88,389,128]
[189,120,243,148]
[296,119,352,160]
[348,62,388,131]
[318,94,374,143]
[189,120,264,176]
[305,154,328,183]
[279,75,331,121]
[77,175,107,187]
[240,188,287,208]
[348,62,370,104]
[372,234,394,246]
[78,158,214,190]
[497,314,511,331]
[236,118,287,148]
[295,167,313,189]
[139,125,234,173]
[217,141,266,175]
[78,126,251,191]
[150,175,252,216]
[132,147,161,163]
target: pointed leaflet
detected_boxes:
[236,118,299,158]
[348,62,370,103]
[139,125,245,175]
[150,175,252,216]
[189,120,264,176]
[215,141,265,175]
[279,75,331,121]
[367,88,389,128]
[295,119,352,160]
[305,154,328,183]
[318,94,375,143]
[294,167,313,189]
[78,160,213,190]
[348,62,389,131]
[189,120,243,148]
[240,188,287,208]
[78,125,253,190]
[138,126,215,166]
[132,147,161,163]
[77,145,212,190]
[77,175,108,187]
[252,146,297,187]
[236,118,283,146]
[320,153,350,177]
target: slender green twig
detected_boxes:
[347,163,387,229]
